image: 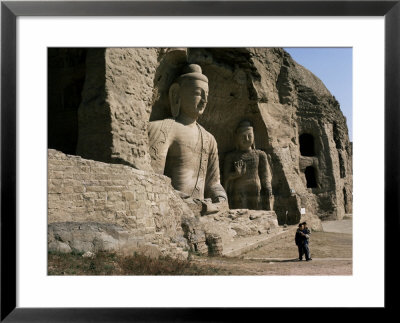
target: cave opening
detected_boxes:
[343,187,349,213]
[48,48,87,155]
[299,133,315,156]
[339,152,346,178]
[305,166,317,188]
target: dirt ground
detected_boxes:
[191,221,353,275]
[48,220,352,276]
[243,230,352,259]
[191,257,352,275]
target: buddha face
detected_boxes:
[178,79,209,119]
[236,127,254,151]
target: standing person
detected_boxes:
[302,222,312,261]
[295,223,305,261]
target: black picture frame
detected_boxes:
[1,0,398,321]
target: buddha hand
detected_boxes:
[234,160,246,176]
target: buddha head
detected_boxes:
[169,64,209,120]
[235,120,255,151]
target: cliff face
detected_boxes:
[48,47,352,225]
[150,48,352,223]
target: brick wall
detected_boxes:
[48,149,190,258]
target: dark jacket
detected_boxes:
[295,229,303,246]
[295,228,310,245]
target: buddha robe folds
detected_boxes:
[148,118,227,201]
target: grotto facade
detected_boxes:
[48,48,352,258]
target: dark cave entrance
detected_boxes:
[343,187,349,213]
[339,153,346,178]
[48,48,87,155]
[305,166,317,188]
[299,133,315,156]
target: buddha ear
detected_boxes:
[169,83,180,118]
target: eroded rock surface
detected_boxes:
[150,48,352,222]
[47,47,352,257]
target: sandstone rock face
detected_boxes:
[149,48,352,223]
[200,209,279,242]
[73,48,157,171]
[48,48,352,255]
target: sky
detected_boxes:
[284,48,353,141]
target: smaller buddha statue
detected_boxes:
[223,120,273,210]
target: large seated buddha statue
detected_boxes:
[148,64,227,203]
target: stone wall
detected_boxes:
[48,149,282,257]
[48,149,189,258]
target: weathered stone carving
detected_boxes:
[148,64,227,202]
[223,121,273,210]
[47,47,353,259]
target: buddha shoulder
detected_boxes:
[148,118,176,145]
[255,149,267,157]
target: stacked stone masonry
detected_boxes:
[48,149,189,259]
